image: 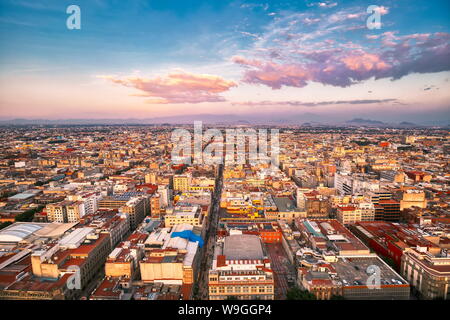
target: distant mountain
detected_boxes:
[0,115,443,127]
[346,118,385,126]
[397,121,421,128]
[0,115,244,126]
[0,113,328,126]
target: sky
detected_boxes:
[0,0,449,124]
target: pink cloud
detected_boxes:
[341,53,390,72]
[374,6,389,15]
[347,13,364,19]
[232,99,398,107]
[233,32,450,89]
[100,71,237,104]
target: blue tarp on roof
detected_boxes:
[171,230,204,248]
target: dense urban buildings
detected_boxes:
[0,125,449,301]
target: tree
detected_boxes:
[0,221,13,230]
[14,205,44,222]
[192,284,199,299]
[286,287,316,300]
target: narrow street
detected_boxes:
[195,164,223,300]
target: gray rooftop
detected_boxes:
[223,234,264,260]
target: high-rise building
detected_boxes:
[120,196,149,230]
[375,200,400,222]
[46,200,85,223]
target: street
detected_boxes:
[195,164,223,300]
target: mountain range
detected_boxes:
[0,114,446,128]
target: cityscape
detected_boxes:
[0,125,448,301]
[0,0,449,310]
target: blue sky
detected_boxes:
[0,0,449,123]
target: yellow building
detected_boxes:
[164,205,204,228]
[400,189,427,211]
[173,174,190,192]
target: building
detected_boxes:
[336,205,361,225]
[31,228,111,293]
[164,205,205,228]
[120,196,149,230]
[294,219,410,300]
[208,234,274,300]
[400,189,427,211]
[349,221,441,269]
[298,270,343,299]
[375,200,401,222]
[150,194,161,219]
[336,202,375,225]
[173,174,190,192]
[401,248,450,300]
[0,227,111,300]
[369,190,393,205]
[273,196,306,222]
[299,190,331,219]
[139,223,202,299]
[83,210,130,249]
[46,200,85,223]
[217,220,283,244]
[67,192,101,215]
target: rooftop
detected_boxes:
[223,234,264,260]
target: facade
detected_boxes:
[173,175,190,192]
[140,245,199,289]
[120,196,149,230]
[31,230,111,290]
[150,194,161,219]
[401,249,450,300]
[298,270,342,300]
[208,234,274,300]
[164,205,204,228]
[46,200,86,223]
[336,202,375,225]
[400,189,427,211]
[375,200,401,222]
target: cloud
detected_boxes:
[99,71,237,104]
[232,6,450,90]
[232,99,398,107]
[303,17,321,25]
[374,6,389,15]
[308,2,338,8]
[423,85,438,91]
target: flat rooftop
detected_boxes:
[273,197,300,212]
[223,234,264,260]
[332,257,408,287]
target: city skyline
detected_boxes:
[0,0,449,123]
